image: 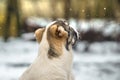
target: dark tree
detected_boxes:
[64,0,71,20]
[3,0,21,42]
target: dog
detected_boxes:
[19,19,79,80]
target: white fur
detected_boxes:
[19,22,74,80]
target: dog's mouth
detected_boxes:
[53,19,79,50]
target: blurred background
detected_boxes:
[0,0,120,80]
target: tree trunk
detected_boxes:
[64,0,71,20]
[3,0,21,42]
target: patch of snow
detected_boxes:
[26,17,51,27]
[103,21,120,37]
[0,38,120,80]
[24,18,120,38]
[79,20,90,32]
[21,32,35,40]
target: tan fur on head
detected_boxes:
[47,24,68,41]
[35,28,45,43]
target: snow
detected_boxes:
[25,17,120,38]
[69,19,120,37]
[21,32,35,40]
[0,38,120,80]
[103,21,120,37]
[104,8,106,10]
[26,17,51,27]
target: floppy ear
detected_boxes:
[35,28,45,43]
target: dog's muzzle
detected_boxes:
[55,19,79,50]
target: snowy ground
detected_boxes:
[0,38,120,80]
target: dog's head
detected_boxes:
[35,19,79,51]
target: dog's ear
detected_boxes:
[35,28,45,43]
